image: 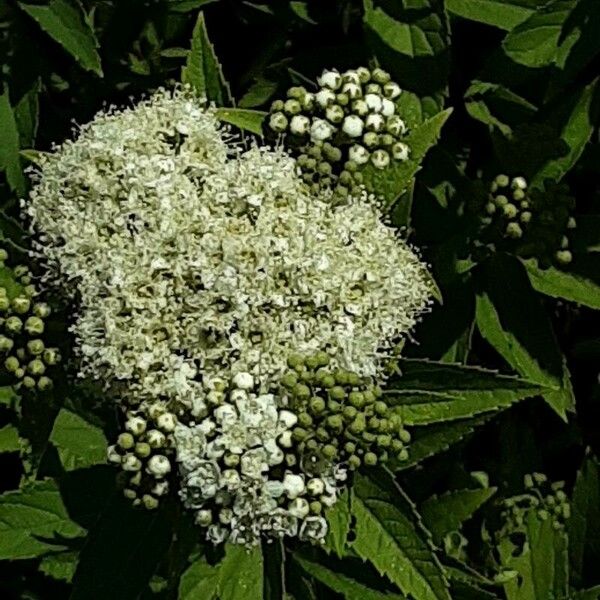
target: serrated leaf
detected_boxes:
[351,472,450,600]
[14,79,40,149]
[445,0,536,31]
[568,453,600,587]
[0,480,85,560]
[39,550,78,583]
[498,511,567,600]
[296,555,407,600]
[179,559,219,600]
[324,489,352,558]
[0,424,20,454]
[214,108,266,135]
[476,254,574,420]
[532,79,598,185]
[420,488,496,543]
[363,0,449,110]
[218,544,263,600]
[361,109,452,205]
[393,416,491,471]
[522,258,600,309]
[182,13,231,106]
[0,88,26,196]
[72,496,172,600]
[385,359,543,425]
[502,0,577,68]
[18,0,102,76]
[49,409,107,471]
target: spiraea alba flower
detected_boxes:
[24,87,434,546]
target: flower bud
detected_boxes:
[196,510,213,527]
[268,112,288,133]
[142,494,159,510]
[11,296,31,314]
[371,149,390,169]
[5,316,23,334]
[364,451,378,466]
[25,316,44,335]
[284,99,302,115]
[147,429,167,449]
[156,412,177,433]
[348,144,369,165]
[117,432,135,450]
[135,442,152,458]
[290,115,311,136]
[125,416,147,436]
[4,356,19,373]
[342,82,362,99]
[392,142,410,161]
[383,81,401,99]
[0,335,14,352]
[26,339,44,356]
[318,69,342,90]
[122,453,143,472]
[315,89,336,108]
[381,98,395,117]
[364,93,383,113]
[147,454,171,478]
[288,497,310,518]
[505,222,523,239]
[37,376,53,391]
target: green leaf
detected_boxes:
[14,80,41,149]
[568,453,600,587]
[502,0,577,68]
[362,0,450,109]
[445,0,536,31]
[214,108,266,135]
[49,409,108,471]
[0,424,20,454]
[324,489,352,558]
[394,416,492,471]
[532,79,598,186]
[239,78,278,108]
[575,587,600,600]
[522,258,600,309]
[498,511,567,600]
[296,555,407,600]
[0,386,19,408]
[179,559,219,600]
[476,254,574,419]
[71,497,172,600]
[181,13,232,106]
[0,480,85,560]
[386,359,543,425]
[351,472,451,600]
[39,550,78,583]
[18,0,102,76]
[218,544,263,600]
[169,0,218,12]
[420,488,496,543]
[361,109,452,205]
[0,88,26,196]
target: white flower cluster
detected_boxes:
[24,88,433,545]
[174,371,343,545]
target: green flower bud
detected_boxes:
[293,383,311,400]
[287,354,304,368]
[374,401,387,416]
[0,296,9,312]
[223,452,240,467]
[494,194,508,208]
[365,83,381,94]
[322,144,342,163]
[123,488,137,500]
[363,131,379,148]
[326,414,344,431]
[309,500,323,514]
[344,441,356,454]
[135,442,152,458]
[25,316,44,335]
[505,222,523,239]
[512,188,526,201]
[16,348,26,361]
[371,67,391,84]
[5,316,23,334]
[142,494,159,510]
[336,92,350,106]
[495,174,510,187]
[269,112,288,133]
[377,434,392,448]
[348,417,366,434]
[11,296,31,314]
[298,412,313,427]
[556,250,572,265]
[271,100,285,112]
[322,444,337,459]
[27,358,45,376]
[284,99,302,115]
[379,133,394,147]
[325,104,344,124]
[316,426,329,442]
[4,356,19,372]
[371,148,390,169]
[287,86,306,99]
[329,386,346,401]
[293,427,308,441]
[520,211,532,224]
[397,448,409,461]
[309,396,326,414]
[118,432,135,449]
[343,405,358,421]
[368,416,380,431]
[364,452,378,466]
[348,454,361,469]
[22,376,36,389]
[27,339,45,356]
[281,372,298,389]
[0,249,7,262]
[398,429,411,444]
[37,376,53,391]
[0,335,14,352]
[352,99,369,117]
[503,203,518,219]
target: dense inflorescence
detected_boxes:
[471,174,576,266]
[281,353,411,470]
[499,473,571,534]
[25,88,433,546]
[0,248,60,391]
[266,67,410,199]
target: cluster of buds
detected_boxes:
[173,371,343,547]
[107,405,177,510]
[266,67,410,198]
[0,249,60,391]
[499,473,570,534]
[472,175,576,266]
[281,353,411,471]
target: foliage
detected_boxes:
[0,0,599,598]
